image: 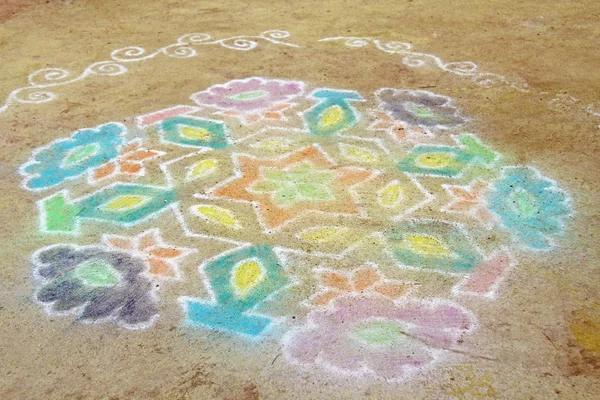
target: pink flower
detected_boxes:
[191,77,304,113]
[283,295,476,381]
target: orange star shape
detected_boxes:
[307,263,418,307]
[91,139,164,183]
[442,180,496,228]
[216,102,295,125]
[103,229,195,280]
[210,145,375,230]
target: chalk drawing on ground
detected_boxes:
[19,77,572,382]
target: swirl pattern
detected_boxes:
[320,36,529,91]
[0,30,299,115]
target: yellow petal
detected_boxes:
[186,159,218,181]
[179,126,213,141]
[340,143,380,163]
[405,234,450,257]
[193,204,241,229]
[101,195,150,212]
[232,258,265,298]
[320,105,344,128]
[377,181,404,208]
[298,226,348,243]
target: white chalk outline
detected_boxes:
[37,182,178,236]
[441,180,498,229]
[155,114,233,149]
[484,166,573,252]
[206,144,380,233]
[319,37,528,91]
[87,138,166,185]
[189,202,243,231]
[185,158,220,182]
[373,88,470,137]
[0,31,299,116]
[178,244,299,341]
[302,261,419,308]
[135,105,201,129]
[102,228,197,281]
[394,133,500,180]
[190,77,306,126]
[31,243,161,330]
[383,218,486,278]
[281,293,479,383]
[300,88,366,136]
[19,121,129,192]
[451,246,518,300]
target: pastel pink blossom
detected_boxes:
[283,294,476,381]
[191,77,304,112]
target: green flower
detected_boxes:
[249,161,335,207]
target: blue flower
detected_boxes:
[21,123,126,190]
[488,167,571,250]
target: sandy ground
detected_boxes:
[0,1,599,399]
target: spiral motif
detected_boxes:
[220,38,258,51]
[472,72,505,88]
[87,62,128,76]
[342,38,370,47]
[261,30,292,40]
[27,68,72,86]
[163,46,197,58]
[402,54,428,68]
[0,30,301,115]
[15,90,57,104]
[110,46,149,61]
[444,61,478,75]
[375,40,412,53]
[178,33,212,45]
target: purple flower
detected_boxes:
[376,89,466,130]
[283,294,475,381]
[191,77,304,112]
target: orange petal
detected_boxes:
[448,186,476,200]
[148,257,174,277]
[352,267,381,291]
[221,110,241,116]
[270,103,293,112]
[318,272,351,291]
[447,200,479,212]
[371,121,391,130]
[374,110,394,122]
[123,149,160,161]
[310,290,341,306]
[120,161,142,174]
[471,181,489,196]
[150,247,184,258]
[264,112,283,120]
[474,207,496,226]
[138,232,157,250]
[410,127,427,136]
[393,126,407,139]
[121,141,141,154]
[106,237,134,250]
[93,162,117,180]
[244,114,262,124]
[373,282,414,298]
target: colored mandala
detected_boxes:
[20,77,571,381]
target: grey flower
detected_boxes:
[33,244,159,329]
[376,89,465,129]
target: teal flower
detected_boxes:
[249,161,335,207]
[488,167,571,250]
[21,123,126,191]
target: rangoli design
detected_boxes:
[20,77,572,382]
